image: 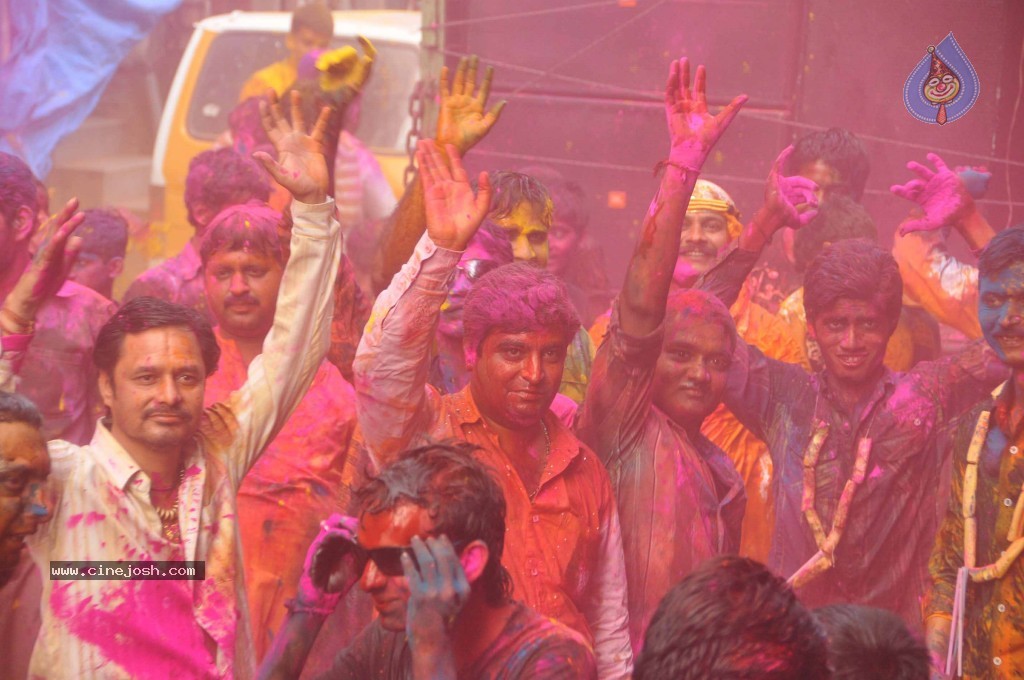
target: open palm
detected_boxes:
[665,58,747,168]
[418,141,492,251]
[436,56,506,155]
[255,90,331,204]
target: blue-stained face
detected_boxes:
[979,262,1024,367]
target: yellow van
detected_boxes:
[146,10,420,262]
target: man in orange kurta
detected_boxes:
[199,202,360,660]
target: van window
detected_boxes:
[187,31,418,151]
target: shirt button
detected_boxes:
[530,568,539,577]
[532,514,540,523]
[1004,498,1014,507]
[1012,446,1020,455]
[997,604,1007,613]
[994,657,1003,666]
[914,418,922,426]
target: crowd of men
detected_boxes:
[0,3,1019,679]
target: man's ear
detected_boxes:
[12,205,36,243]
[458,540,490,586]
[107,257,125,280]
[98,371,115,411]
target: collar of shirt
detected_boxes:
[91,418,203,493]
[813,367,897,423]
[448,386,586,486]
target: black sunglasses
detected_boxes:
[362,539,469,577]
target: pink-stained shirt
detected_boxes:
[203,328,359,660]
[0,200,341,680]
[123,241,211,321]
[353,234,633,680]
[6,280,117,445]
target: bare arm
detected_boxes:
[372,57,505,292]
[619,58,746,336]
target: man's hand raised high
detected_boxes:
[417,141,492,252]
[436,56,506,157]
[665,57,748,171]
[254,90,332,205]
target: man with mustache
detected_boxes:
[926,226,1024,678]
[0,93,342,678]
[354,138,632,677]
[198,201,360,661]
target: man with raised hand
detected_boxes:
[354,139,631,677]
[0,92,341,679]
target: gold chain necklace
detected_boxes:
[788,420,874,589]
[154,466,185,542]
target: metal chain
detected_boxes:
[403,79,425,188]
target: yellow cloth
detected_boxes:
[239,60,297,101]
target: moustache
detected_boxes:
[225,294,260,307]
[143,407,192,421]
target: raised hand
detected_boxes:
[417,140,492,251]
[402,536,470,647]
[436,56,506,156]
[2,198,84,330]
[254,90,332,205]
[318,36,378,93]
[664,58,748,170]
[755,145,820,237]
[891,152,975,235]
[293,513,363,615]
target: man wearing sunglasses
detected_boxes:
[258,441,597,680]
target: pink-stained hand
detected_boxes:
[294,513,363,614]
[417,140,492,251]
[760,145,820,236]
[4,198,85,322]
[254,90,332,205]
[664,58,748,170]
[890,152,975,235]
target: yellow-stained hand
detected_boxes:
[317,36,377,93]
[436,56,506,156]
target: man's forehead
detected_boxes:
[0,422,49,473]
[487,327,568,346]
[493,201,551,231]
[117,327,204,367]
[981,262,1024,293]
[818,297,885,318]
[358,503,434,547]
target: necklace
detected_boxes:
[154,466,185,541]
[788,420,874,589]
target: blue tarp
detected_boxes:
[0,0,180,178]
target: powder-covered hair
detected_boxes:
[793,194,877,273]
[94,297,220,377]
[77,209,129,262]
[0,152,38,227]
[665,289,738,352]
[803,239,902,329]
[787,127,871,201]
[184,148,271,230]
[199,202,285,266]
[484,171,554,228]
[0,392,43,430]
[462,262,580,364]
[635,556,830,680]
[815,604,930,680]
[978,225,1024,280]
[354,439,513,606]
[517,165,588,234]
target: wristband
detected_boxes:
[0,306,35,336]
[653,160,699,178]
[284,596,337,617]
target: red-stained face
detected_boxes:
[674,210,731,281]
[469,328,567,429]
[0,422,51,579]
[204,248,284,341]
[99,328,207,457]
[809,298,892,388]
[797,160,847,203]
[357,503,435,632]
[652,319,732,434]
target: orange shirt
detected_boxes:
[204,329,359,661]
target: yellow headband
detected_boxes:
[687,180,743,240]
